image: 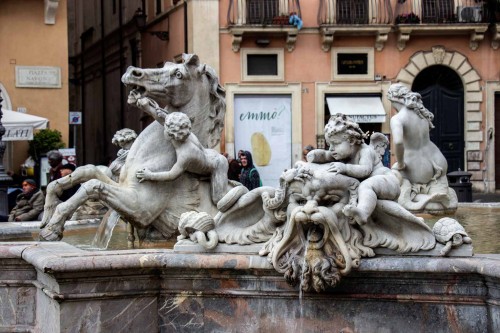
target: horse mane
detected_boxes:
[202,64,226,148]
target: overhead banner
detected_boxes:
[234,94,292,187]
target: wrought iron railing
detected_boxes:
[318,0,393,25]
[395,0,496,24]
[227,0,302,26]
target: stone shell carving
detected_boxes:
[178,211,218,250]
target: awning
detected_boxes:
[1,110,49,141]
[326,97,386,123]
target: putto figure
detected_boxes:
[388,83,457,214]
[136,112,230,205]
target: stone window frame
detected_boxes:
[224,83,302,162]
[332,47,374,81]
[315,81,392,141]
[241,48,285,82]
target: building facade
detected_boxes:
[69,0,500,191]
[0,0,69,173]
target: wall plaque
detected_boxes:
[337,53,368,75]
[16,66,61,88]
[332,47,374,81]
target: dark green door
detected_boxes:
[413,65,464,173]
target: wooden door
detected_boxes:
[413,65,464,173]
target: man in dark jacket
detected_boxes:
[4,179,45,222]
[57,163,80,202]
[239,151,262,190]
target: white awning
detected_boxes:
[326,97,386,123]
[1,110,49,141]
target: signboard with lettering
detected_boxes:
[234,94,292,187]
[337,53,368,75]
[59,148,77,166]
[2,126,33,141]
[15,66,61,88]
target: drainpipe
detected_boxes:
[483,127,494,192]
[184,0,188,53]
[100,0,108,162]
[119,0,125,129]
[79,27,95,165]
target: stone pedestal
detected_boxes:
[0,242,499,332]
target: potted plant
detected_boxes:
[395,12,421,24]
[28,129,65,161]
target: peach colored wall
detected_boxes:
[219,0,500,186]
[0,0,69,172]
[141,5,185,68]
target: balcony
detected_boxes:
[394,0,492,50]
[227,0,302,52]
[317,0,394,51]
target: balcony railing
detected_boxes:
[318,0,393,25]
[227,0,302,26]
[395,0,496,24]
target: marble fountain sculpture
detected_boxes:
[40,54,468,290]
[1,55,498,332]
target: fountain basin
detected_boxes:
[0,241,499,332]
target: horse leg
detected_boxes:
[41,165,117,228]
[40,179,148,241]
[210,155,230,205]
[127,223,135,249]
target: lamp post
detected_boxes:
[133,8,169,41]
[0,89,13,215]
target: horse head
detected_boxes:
[122,54,225,148]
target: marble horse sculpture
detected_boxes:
[39,54,228,241]
[388,83,458,214]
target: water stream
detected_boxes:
[91,210,122,249]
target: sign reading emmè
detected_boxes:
[15,66,61,88]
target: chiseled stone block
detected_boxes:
[469,171,483,180]
[467,122,481,131]
[467,151,483,161]
[467,161,481,171]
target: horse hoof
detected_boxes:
[39,226,63,241]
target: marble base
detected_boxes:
[174,240,264,254]
[175,240,474,257]
[0,242,497,332]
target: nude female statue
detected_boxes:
[388,83,457,213]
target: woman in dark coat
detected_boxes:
[239,151,261,190]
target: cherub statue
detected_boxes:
[108,128,138,181]
[388,83,457,213]
[136,112,229,205]
[308,114,408,225]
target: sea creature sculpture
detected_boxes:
[433,217,472,256]
[39,54,227,241]
[178,211,218,250]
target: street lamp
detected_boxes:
[133,8,169,41]
[0,90,13,215]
